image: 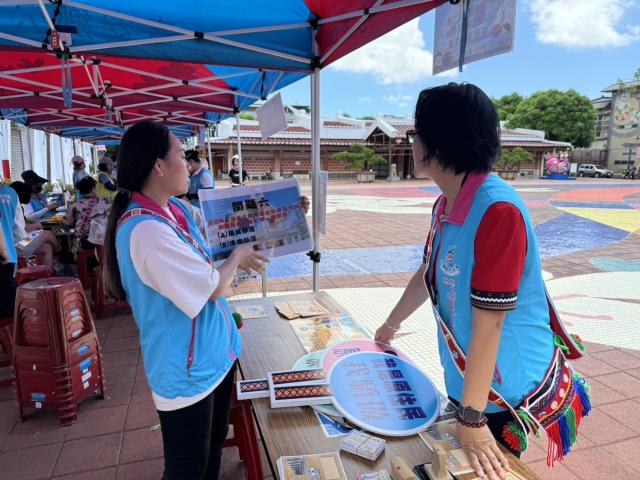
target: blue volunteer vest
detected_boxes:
[0,184,18,264]
[116,197,241,398]
[429,174,554,412]
[188,168,215,207]
[30,193,54,220]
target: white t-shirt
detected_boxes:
[129,207,226,411]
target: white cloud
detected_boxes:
[383,94,414,108]
[358,96,372,103]
[330,19,435,84]
[530,0,640,47]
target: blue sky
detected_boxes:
[279,0,640,117]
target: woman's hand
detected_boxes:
[233,245,269,274]
[457,423,509,480]
[374,321,397,344]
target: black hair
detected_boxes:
[104,121,171,300]
[185,149,201,163]
[414,82,500,174]
[9,181,32,204]
[98,162,111,173]
[76,176,97,196]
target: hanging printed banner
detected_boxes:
[329,352,440,436]
[433,0,516,74]
[199,179,312,261]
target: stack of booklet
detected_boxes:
[339,430,385,461]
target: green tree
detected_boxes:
[341,112,352,118]
[332,144,385,171]
[495,147,532,170]
[492,93,523,123]
[358,115,376,120]
[507,89,596,148]
[239,112,257,120]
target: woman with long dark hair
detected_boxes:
[104,121,267,480]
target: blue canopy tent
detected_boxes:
[0,0,447,290]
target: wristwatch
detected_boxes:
[455,405,487,427]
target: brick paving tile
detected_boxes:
[590,350,640,371]
[571,355,620,377]
[577,408,636,445]
[583,377,630,407]
[53,433,122,477]
[2,413,69,451]
[0,442,62,480]
[527,460,581,480]
[66,405,127,441]
[116,458,164,480]
[603,437,640,472]
[599,400,640,434]
[119,427,164,464]
[52,467,116,480]
[560,447,640,480]
[596,372,640,399]
[124,401,159,431]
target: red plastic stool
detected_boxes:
[0,317,13,388]
[77,249,95,290]
[15,265,52,285]
[224,399,264,480]
[17,253,47,269]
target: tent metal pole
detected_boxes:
[234,99,243,178]
[310,68,321,292]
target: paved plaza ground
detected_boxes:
[0,177,639,479]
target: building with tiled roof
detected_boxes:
[207,111,572,179]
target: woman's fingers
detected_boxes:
[469,451,485,479]
[477,450,500,480]
[491,443,509,472]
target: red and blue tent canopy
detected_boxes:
[0,0,445,70]
[0,49,304,129]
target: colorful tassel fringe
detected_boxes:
[501,372,592,467]
[545,372,592,467]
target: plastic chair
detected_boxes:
[91,246,130,319]
[224,397,264,480]
[12,277,106,425]
[77,249,95,290]
[15,265,52,285]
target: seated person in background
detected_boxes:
[97,156,117,201]
[21,170,58,222]
[228,155,248,187]
[63,176,111,257]
[10,181,61,268]
[71,155,89,187]
[186,149,215,207]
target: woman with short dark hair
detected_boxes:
[376,83,590,480]
[104,121,267,479]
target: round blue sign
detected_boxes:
[329,352,440,436]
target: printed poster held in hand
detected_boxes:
[199,179,312,261]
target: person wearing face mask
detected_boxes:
[21,170,59,222]
[103,121,268,480]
